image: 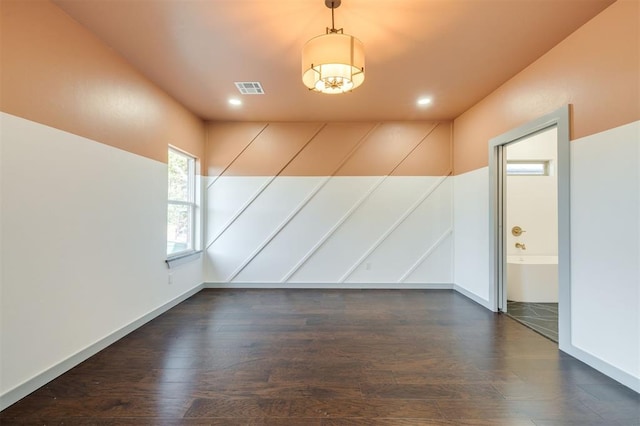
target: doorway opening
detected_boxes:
[503,128,559,341]
[489,106,571,351]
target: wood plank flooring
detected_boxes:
[2,289,639,425]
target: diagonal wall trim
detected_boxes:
[226,177,331,282]
[204,121,454,285]
[335,123,439,176]
[222,123,381,282]
[280,175,387,283]
[339,173,452,283]
[398,228,453,283]
[205,124,327,250]
[279,123,444,283]
[205,176,274,249]
[225,125,382,282]
[275,123,327,174]
[324,123,381,174]
[206,123,269,189]
[388,122,440,175]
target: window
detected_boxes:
[506,160,550,176]
[167,148,196,257]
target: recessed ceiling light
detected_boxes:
[417,97,432,106]
[228,98,242,106]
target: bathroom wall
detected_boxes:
[505,129,560,304]
[506,127,558,257]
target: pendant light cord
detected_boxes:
[325,0,342,34]
[331,2,335,31]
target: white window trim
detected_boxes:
[166,250,202,268]
[167,147,198,260]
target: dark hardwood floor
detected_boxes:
[2,289,638,425]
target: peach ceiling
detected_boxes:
[53,0,615,122]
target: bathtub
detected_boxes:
[506,255,558,303]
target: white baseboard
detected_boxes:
[0,284,204,411]
[204,282,455,290]
[561,343,640,393]
[453,284,494,310]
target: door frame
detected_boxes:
[488,105,571,351]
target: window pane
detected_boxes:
[506,161,548,176]
[168,149,190,202]
[167,203,192,255]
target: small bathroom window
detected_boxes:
[506,160,550,176]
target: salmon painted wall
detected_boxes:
[205,122,452,178]
[0,0,205,163]
[203,122,455,286]
[453,0,639,174]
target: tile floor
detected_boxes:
[506,301,559,342]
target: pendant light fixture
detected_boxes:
[302,0,365,94]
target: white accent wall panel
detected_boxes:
[204,175,454,286]
[407,235,453,284]
[205,176,328,282]
[0,113,203,399]
[570,120,640,382]
[342,177,453,284]
[453,167,491,304]
[206,176,272,241]
[229,176,377,283]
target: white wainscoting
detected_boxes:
[0,113,203,408]
[570,120,640,389]
[204,175,454,286]
[453,167,491,307]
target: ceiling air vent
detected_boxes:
[234,82,265,95]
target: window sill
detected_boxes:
[166,250,202,269]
